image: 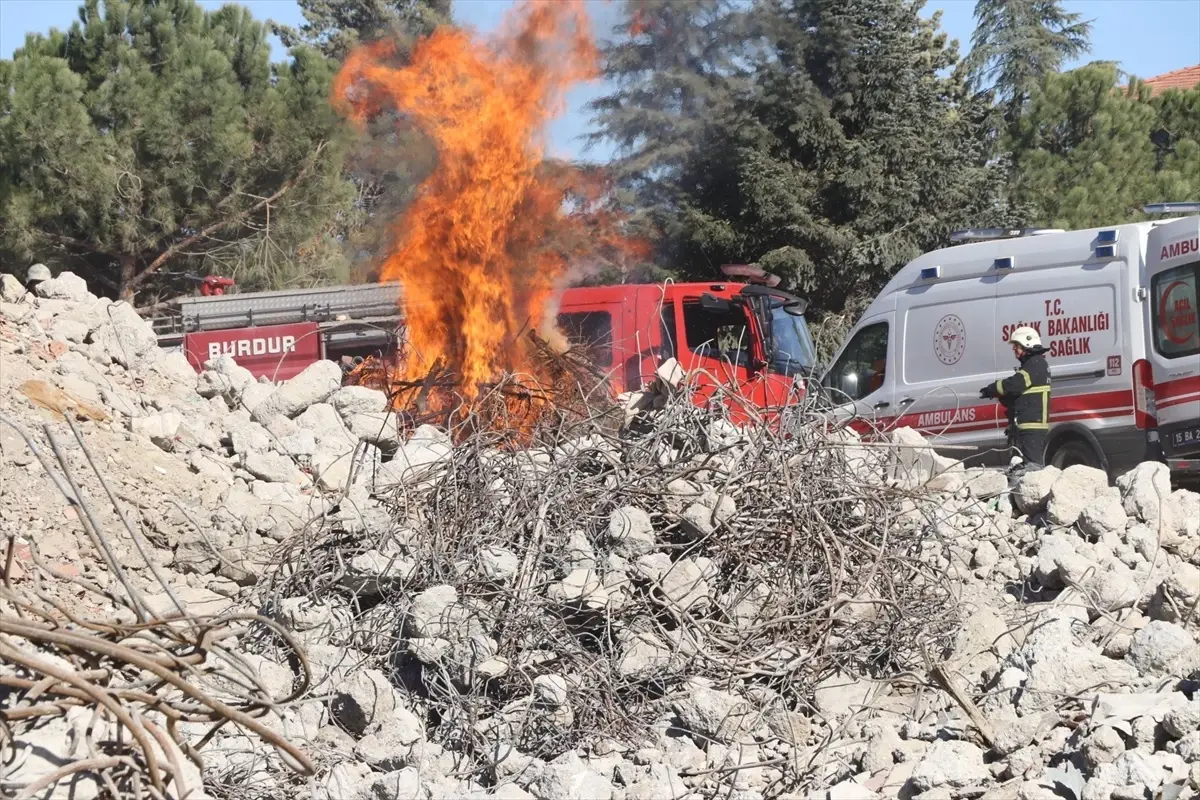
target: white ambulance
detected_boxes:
[821,211,1200,480]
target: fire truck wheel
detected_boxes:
[1047,436,1103,472]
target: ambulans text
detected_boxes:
[1160,237,1200,261]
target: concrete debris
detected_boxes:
[1,280,1198,800]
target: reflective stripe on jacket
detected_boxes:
[995,348,1051,431]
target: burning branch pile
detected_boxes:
[345,331,624,442]
[254,384,961,793]
[333,0,646,409]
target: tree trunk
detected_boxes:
[118,256,137,303]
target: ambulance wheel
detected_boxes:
[1048,437,1102,471]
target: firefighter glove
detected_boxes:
[980,385,997,399]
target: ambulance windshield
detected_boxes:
[769,303,818,376]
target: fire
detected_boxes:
[333,0,613,402]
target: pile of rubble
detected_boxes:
[0,273,1197,800]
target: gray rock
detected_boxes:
[353,708,425,769]
[349,549,416,588]
[0,273,24,302]
[251,359,342,422]
[129,412,183,448]
[657,557,713,613]
[35,271,93,302]
[965,469,1010,499]
[407,585,484,640]
[992,711,1060,756]
[197,354,256,400]
[480,546,520,582]
[1010,616,1138,714]
[243,450,308,486]
[1166,489,1200,543]
[1119,461,1174,528]
[1082,725,1125,769]
[347,411,400,446]
[361,767,424,800]
[625,764,687,800]
[276,429,318,459]
[1047,465,1110,527]
[89,300,160,368]
[888,427,964,488]
[973,541,1000,569]
[237,381,275,414]
[1126,621,1199,676]
[330,385,388,417]
[1034,533,1096,588]
[534,752,616,800]
[374,425,452,489]
[617,630,674,679]
[680,503,722,536]
[547,569,609,609]
[812,672,874,720]
[1014,466,1061,515]
[230,421,272,455]
[607,506,656,556]
[671,680,755,742]
[533,675,569,707]
[52,318,91,344]
[1077,491,1129,541]
[1085,561,1141,612]
[312,444,379,493]
[1163,699,1200,739]
[910,740,989,790]
[329,667,401,736]
[294,402,350,448]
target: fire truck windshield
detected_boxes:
[769,303,817,376]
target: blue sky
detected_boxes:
[3,0,1198,163]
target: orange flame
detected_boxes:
[333,0,615,400]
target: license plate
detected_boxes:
[1171,425,1200,452]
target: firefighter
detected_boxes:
[24,263,50,295]
[979,326,1051,469]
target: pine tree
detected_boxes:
[0,0,355,302]
[585,0,755,256]
[963,0,1091,116]
[273,0,452,62]
[668,0,999,313]
[1008,63,1200,229]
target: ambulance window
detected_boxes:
[1151,262,1200,359]
[557,311,614,367]
[681,300,752,366]
[826,321,889,402]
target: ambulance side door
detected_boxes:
[1145,217,1200,464]
[892,272,1002,456]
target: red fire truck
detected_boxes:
[150,267,819,407]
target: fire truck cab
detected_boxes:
[554,270,817,411]
[821,215,1200,480]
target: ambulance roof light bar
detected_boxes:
[1143,202,1200,215]
[949,227,1065,243]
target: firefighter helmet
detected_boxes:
[26,263,51,283]
[1008,326,1041,349]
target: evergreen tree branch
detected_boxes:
[128,142,328,293]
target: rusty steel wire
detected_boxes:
[255,371,961,796]
[0,414,315,800]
